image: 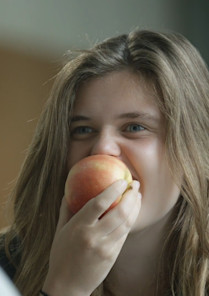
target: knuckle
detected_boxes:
[96,245,114,260]
[92,198,107,213]
[80,233,114,260]
[117,203,128,220]
[113,187,123,200]
[82,231,96,250]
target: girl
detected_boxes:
[0,30,209,296]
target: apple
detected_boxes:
[65,155,132,215]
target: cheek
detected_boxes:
[129,139,180,230]
[130,138,179,201]
[130,138,164,192]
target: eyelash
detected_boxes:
[70,123,146,140]
[70,126,96,139]
[72,126,94,134]
[124,123,145,132]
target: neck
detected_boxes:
[104,212,172,296]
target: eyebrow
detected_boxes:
[70,112,160,123]
[118,112,157,120]
[71,115,91,122]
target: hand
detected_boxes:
[43,180,141,296]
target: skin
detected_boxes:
[43,70,180,296]
[68,70,180,232]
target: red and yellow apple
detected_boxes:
[65,155,132,215]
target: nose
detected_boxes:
[90,129,121,157]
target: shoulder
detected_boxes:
[0,233,20,280]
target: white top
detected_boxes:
[0,267,21,296]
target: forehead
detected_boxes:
[73,70,160,117]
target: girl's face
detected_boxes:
[68,70,180,231]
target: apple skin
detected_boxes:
[65,155,132,215]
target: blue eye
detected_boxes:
[126,124,145,132]
[70,126,96,140]
[73,126,93,134]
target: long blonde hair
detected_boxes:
[4,30,209,295]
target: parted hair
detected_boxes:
[3,29,209,296]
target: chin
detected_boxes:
[130,208,174,234]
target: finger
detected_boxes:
[97,181,140,234]
[56,197,74,232]
[101,193,141,257]
[78,179,128,224]
[107,193,141,242]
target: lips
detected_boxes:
[129,170,139,181]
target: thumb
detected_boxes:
[56,196,74,233]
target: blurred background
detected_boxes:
[0,0,209,229]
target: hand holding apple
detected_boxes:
[44,178,141,296]
[65,155,133,215]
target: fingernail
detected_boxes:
[133,180,140,190]
[120,179,128,189]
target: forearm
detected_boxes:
[40,288,90,296]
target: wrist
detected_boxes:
[40,289,89,296]
[42,280,90,296]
